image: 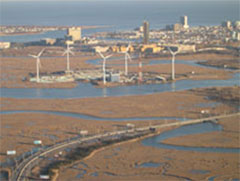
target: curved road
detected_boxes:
[12,112,240,181]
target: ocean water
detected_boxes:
[1,0,239,30]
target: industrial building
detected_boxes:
[108,72,120,82]
[143,21,150,44]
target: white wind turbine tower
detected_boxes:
[29,48,45,83]
[121,43,132,76]
[97,51,112,85]
[63,43,74,72]
[168,47,179,80]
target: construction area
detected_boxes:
[28,68,168,86]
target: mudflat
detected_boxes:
[0,87,237,164]
[0,47,236,88]
[1,89,235,119]
[57,115,239,181]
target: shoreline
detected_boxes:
[0,25,113,37]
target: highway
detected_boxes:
[12,112,239,181]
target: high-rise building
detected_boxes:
[181,16,189,29]
[173,23,183,31]
[234,21,240,29]
[67,27,81,41]
[143,21,149,44]
[222,21,232,29]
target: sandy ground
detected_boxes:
[0,48,234,88]
[57,115,239,181]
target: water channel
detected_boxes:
[142,122,240,153]
[1,72,239,99]
[1,58,239,159]
[1,57,239,99]
[0,110,189,122]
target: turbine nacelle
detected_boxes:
[168,46,179,56]
[62,48,74,56]
[97,50,112,60]
[28,48,45,59]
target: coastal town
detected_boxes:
[0,3,240,180]
[1,16,240,87]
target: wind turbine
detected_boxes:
[97,51,112,85]
[29,48,45,83]
[168,47,179,80]
[63,43,74,72]
[121,43,132,76]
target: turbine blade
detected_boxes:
[97,51,105,59]
[62,51,67,56]
[127,53,132,62]
[168,47,179,55]
[69,50,75,55]
[167,47,173,54]
[126,43,131,52]
[28,54,37,58]
[38,48,45,57]
[105,54,112,59]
